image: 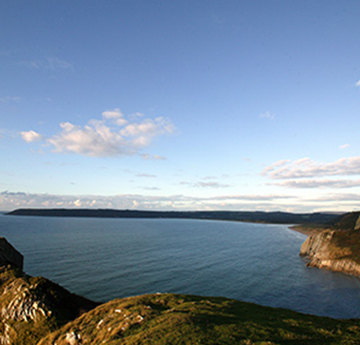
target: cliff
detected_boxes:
[0,238,23,271]
[0,245,98,345]
[300,211,360,277]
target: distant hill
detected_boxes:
[6,208,341,225]
[331,211,360,231]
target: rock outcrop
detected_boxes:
[0,238,23,271]
[0,241,98,345]
[300,225,360,277]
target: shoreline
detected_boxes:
[288,225,325,237]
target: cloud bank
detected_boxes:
[263,157,360,180]
[0,191,297,212]
[21,109,174,157]
[272,179,360,189]
[263,156,360,191]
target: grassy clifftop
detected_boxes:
[38,293,360,345]
[332,211,360,231]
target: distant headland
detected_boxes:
[6,208,341,225]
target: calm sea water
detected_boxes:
[1,214,360,319]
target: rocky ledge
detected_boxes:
[300,211,360,277]
[0,240,98,345]
[300,229,360,276]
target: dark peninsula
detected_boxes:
[6,208,340,225]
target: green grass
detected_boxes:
[37,293,360,345]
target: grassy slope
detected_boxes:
[38,293,360,345]
[329,230,360,264]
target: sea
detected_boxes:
[1,214,360,319]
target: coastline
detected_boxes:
[288,225,325,237]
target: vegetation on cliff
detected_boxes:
[37,293,360,345]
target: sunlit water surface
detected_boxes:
[1,214,360,319]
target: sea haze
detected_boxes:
[1,215,360,319]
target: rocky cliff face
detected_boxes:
[0,243,98,345]
[300,229,360,277]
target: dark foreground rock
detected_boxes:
[0,238,23,271]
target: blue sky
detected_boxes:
[1,1,360,212]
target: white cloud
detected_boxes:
[22,109,175,157]
[263,157,360,180]
[340,144,350,149]
[102,108,128,126]
[20,130,44,142]
[259,111,275,120]
[356,79,360,87]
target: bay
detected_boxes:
[1,214,360,319]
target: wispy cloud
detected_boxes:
[340,144,350,149]
[205,194,293,201]
[136,173,157,178]
[21,108,175,157]
[0,96,21,103]
[263,157,360,180]
[306,193,360,203]
[18,57,73,71]
[271,179,360,189]
[356,79,360,87]
[180,181,230,188]
[259,111,275,120]
[140,153,167,160]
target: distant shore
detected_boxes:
[6,208,340,227]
